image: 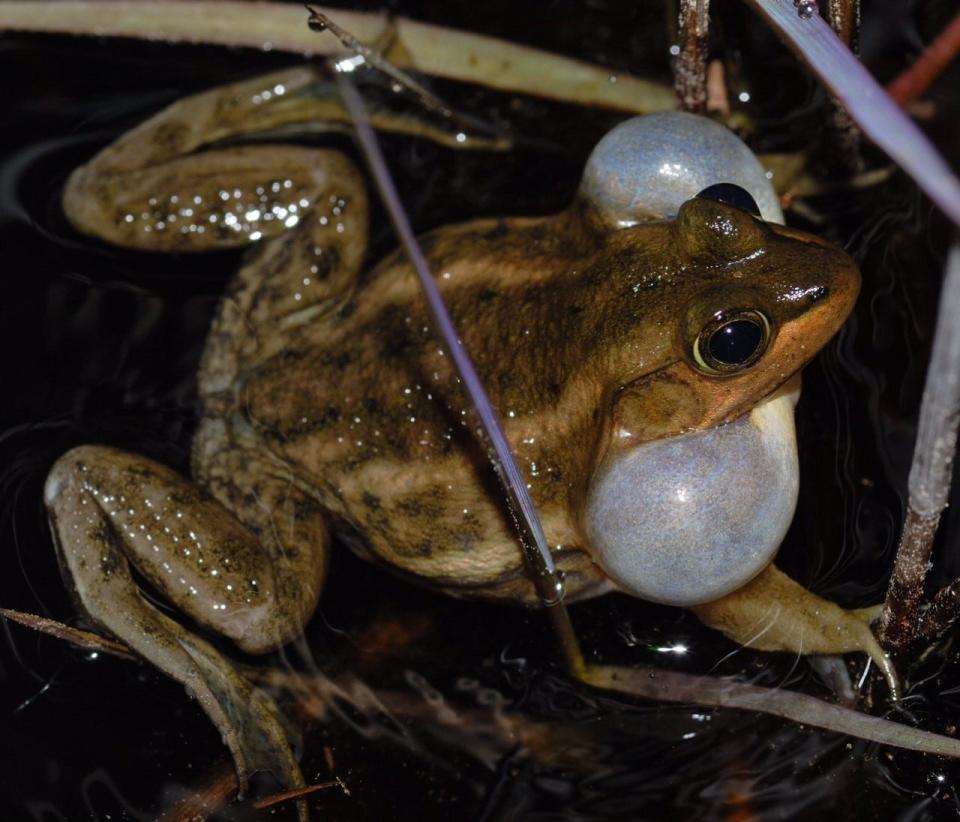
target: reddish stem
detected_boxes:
[887,12,960,106]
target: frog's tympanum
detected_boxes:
[44,68,889,802]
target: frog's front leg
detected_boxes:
[44,445,330,814]
[690,564,898,695]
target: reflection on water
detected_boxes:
[1,2,959,820]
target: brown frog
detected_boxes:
[43,66,891,805]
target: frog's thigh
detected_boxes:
[191,430,332,649]
[43,444,311,798]
[65,141,368,257]
[64,64,332,252]
[46,444,327,652]
[691,564,892,674]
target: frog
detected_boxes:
[42,65,893,807]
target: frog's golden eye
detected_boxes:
[693,309,771,374]
[695,183,762,217]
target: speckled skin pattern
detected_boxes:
[43,67,885,797]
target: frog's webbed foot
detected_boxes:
[44,445,326,820]
[690,564,899,699]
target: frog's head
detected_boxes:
[574,113,860,606]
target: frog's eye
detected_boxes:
[693,310,770,374]
[695,183,762,218]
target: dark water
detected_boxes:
[1,1,959,820]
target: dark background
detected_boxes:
[0,1,958,819]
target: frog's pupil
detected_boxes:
[695,183,761,217]
[708,319,762,365]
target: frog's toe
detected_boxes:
[175,629,309,819]
[848,618,900,701]
[851,603,884,625]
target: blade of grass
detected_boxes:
[743,0,960,227]
[0,1,675,114]
[332,68,564,608]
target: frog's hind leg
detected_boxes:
[63,66,371,395]
[44,445,330,817]
[63,67,342,251]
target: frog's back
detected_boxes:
[199,211,677,602]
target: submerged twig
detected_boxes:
[743,0,960,228]
[157,764,237,822]
[879,239,960,653]
[675,0,711,113]
[886,11,960,107]
[584,666,960,757]
[0,607,136,661]
[0,1,675,114]
[252,780,345,810]
[11,605,960,757]
[157,756,344,819]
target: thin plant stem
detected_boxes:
[675,0,711,112]
[825,0,859,49]
[879,510,942,655]
[823,0,863,173]
[306,7,453,121]
[880,238,960,653]
[886,11,960,107]
[743,0,960,228]
[305,5,506,143]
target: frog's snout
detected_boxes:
[582,391,799,606]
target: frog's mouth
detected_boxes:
[582,384,800,607]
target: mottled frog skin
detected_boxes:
[43,66,892,804]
